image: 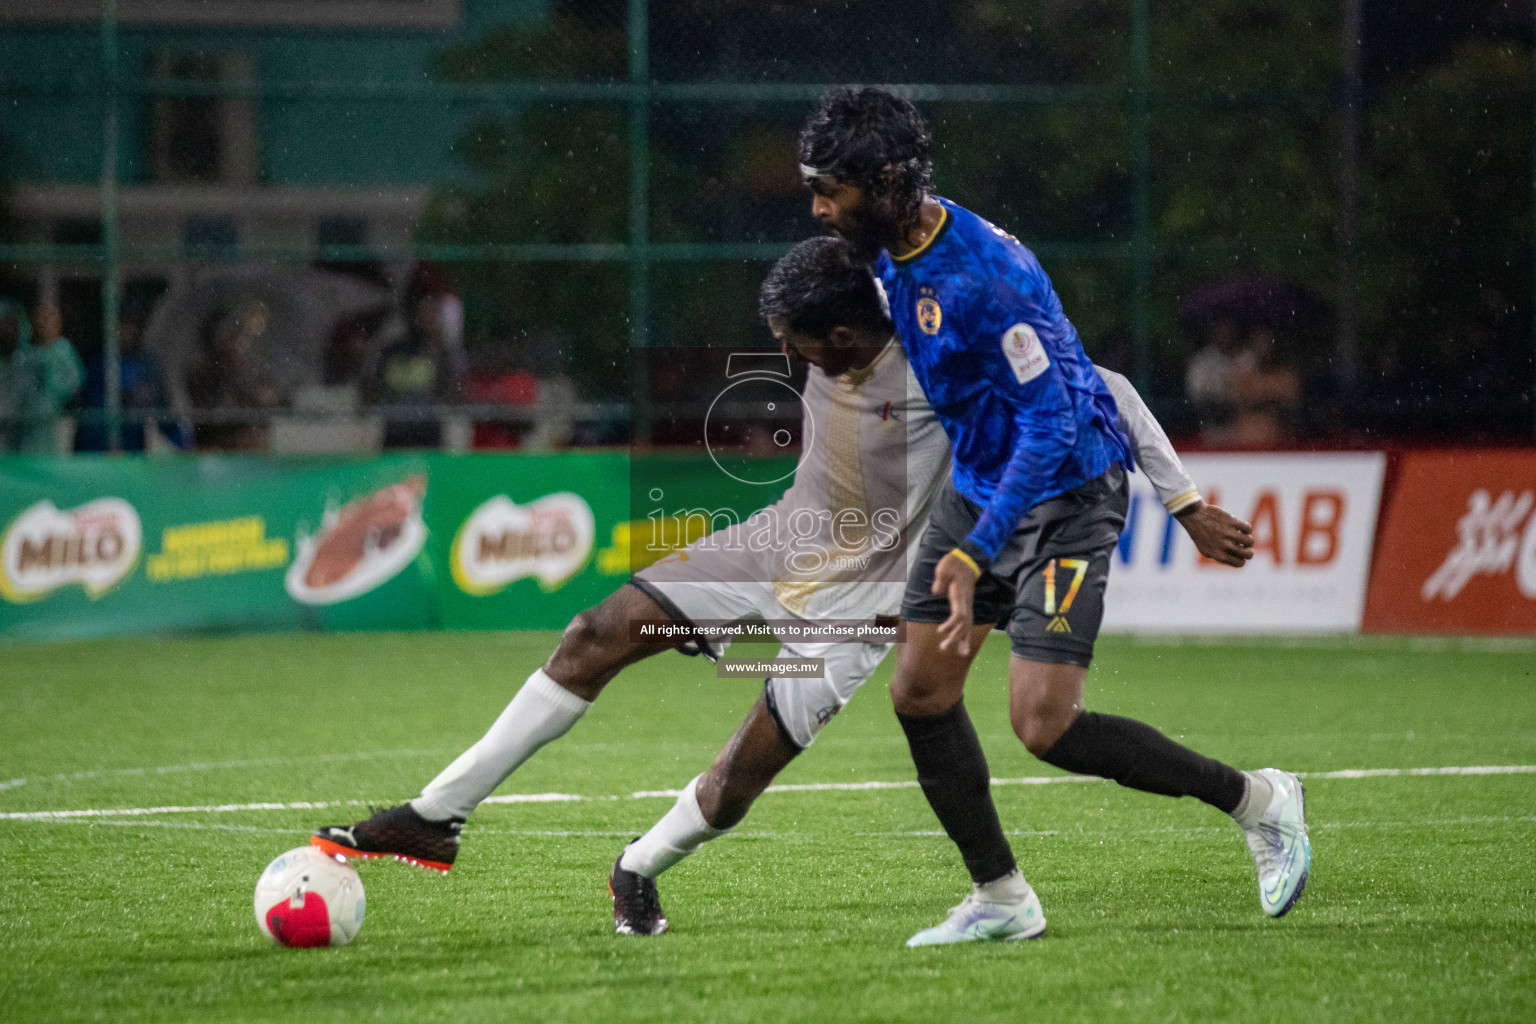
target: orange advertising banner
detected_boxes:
[1362,450,1536,634]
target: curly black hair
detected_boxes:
[759,236,893,340]
[798,86,934,234]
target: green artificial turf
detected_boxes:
[1,632,1533,1023]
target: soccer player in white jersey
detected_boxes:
[313,237,1252,936]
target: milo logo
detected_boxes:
[0,498,143,603]
[451,492,595,595]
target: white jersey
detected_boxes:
[1097,367,1201,513]
[651,338,946,621]
[631,346,1200,750]
[764,338,949,619]
[641,341,1197,623]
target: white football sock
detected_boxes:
[619,775,727,879]
[412,669,591,822]
[975,868,1031,904]
[1229,770,1275,829]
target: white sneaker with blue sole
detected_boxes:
[906,885,1047,947]
[1242,767,1312,917]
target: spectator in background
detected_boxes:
[464,335,538,449]
[1185,317,1301,447]
[523,329,577,451]
[80,311,170,452]
[1,300,85,455]
[1183,275,1313,447]
[375,291,466,448]
[409,262,465,350]
[185,300,281,451]
[292,309,384,416]
[269,308,390,455]
[1185,314,1249,443]
[1227,325,1301,447]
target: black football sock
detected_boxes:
[1040,711,1247,813]
[896,701,1017,885]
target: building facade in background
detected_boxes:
[0,0,543,347]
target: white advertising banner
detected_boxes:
[1102,453,1386,633]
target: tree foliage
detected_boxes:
[1362,39,1533,409]
[420,17,634,396]
[423,0,1535,421]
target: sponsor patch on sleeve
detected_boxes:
[1001,323,1050,384]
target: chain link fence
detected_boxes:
[0,0,1531,453]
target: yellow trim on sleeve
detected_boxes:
[949,547,982,577]
[1164,488,1202,514]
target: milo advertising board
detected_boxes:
[428,451,793,630]
[0,455,438,640]
[0,452,794,642]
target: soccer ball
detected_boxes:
[254,846,366,948]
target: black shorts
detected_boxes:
[901,465,1128,667]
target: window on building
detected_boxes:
[149,53,258,185]
[53,219,102,246]
[317,216,370,251]
[184,215,239,252]
[2,2,461,29]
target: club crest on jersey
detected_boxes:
[916,294,942,335]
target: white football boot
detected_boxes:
[1241,767,1312,917]
[905,883,1047,947]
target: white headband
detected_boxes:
[799,163,830,179]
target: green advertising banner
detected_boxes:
[428,452,629,632]
[0,452,793,643]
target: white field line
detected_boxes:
[629,763,1536,800]
[1302,765,1536,779]
[16,815,1536,838]
[26,818,303,834]
[1,763,1533,823]
[875,815,1536,838]
[0,749,445,794]
[0,800,369,820]
[19,819,782,839]
[1126,634,1536,654]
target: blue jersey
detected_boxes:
[876,197,1134,562]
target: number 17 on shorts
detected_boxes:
[1043,558,1089,634]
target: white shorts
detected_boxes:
[631,546,892,750]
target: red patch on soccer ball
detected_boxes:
[266,891,332,948]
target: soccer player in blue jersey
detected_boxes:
[798,87,1311,945]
